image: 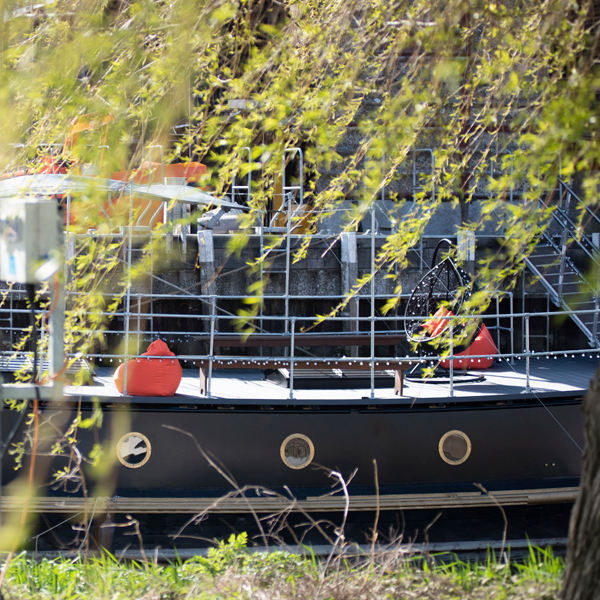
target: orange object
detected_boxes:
[423,306,453,338]
[441,323,498,370]
[39,155,68,175]
[111,161,207,184]
[63,115,114,153]
[114,339,182,396]
[108,161,209,228]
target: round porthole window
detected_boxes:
[117,432,151,469]
[438,430,471,465]
[280,434,315,470]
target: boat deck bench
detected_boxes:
[196,358,416,396]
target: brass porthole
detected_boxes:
[280,434,315,470]
[117,432,151,469]
[438,430,472,465]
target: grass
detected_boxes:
[0,534,565,599]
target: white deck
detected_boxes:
[63,355,599,402]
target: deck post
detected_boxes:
[289,318,295,400]
[48,273,65,400]
[525,314,531,393]
[198,230,216,353]
[284,188,291,337]
[370,205,376,399]
[207,296,216,398]
[449,322,454,397]
[341,232,358,357]
[122,186,134,396]
[197,230,215,296]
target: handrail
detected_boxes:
[536,195,600,270]
[268,148,304,229]
[232,147,252,206]
[558,177,600,229]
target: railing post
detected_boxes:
[546,294,550,353]
[284,194,291,336]
[509,292,515,363]
[449,320,454,397]
[370,204,376,399]
[525,314,531,393]
[207,296,216,398]
[232,147,252,205]
[123,186,134,396]
[593,297,599,346]
[283,148,303,336]
[558,227,568,302]
[66,192,71,235]
[289,318,295,400]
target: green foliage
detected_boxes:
[0,0,597,327]
[0,543,565,600]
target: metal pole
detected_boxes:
[9,290,13,348]
[381,152,385,204]
[150,242,154,336]
[546,293,550,353]
[282,148,303,337]
[525,314,531,393]
[509,292,514,363]
[370,203,375,399]
[449,320,454,397]
[284,188,291,336]
[207,296,215,398]
[495,296,501,351]
[593,296,600,345]
[289,318,295,400]
[66,192,71,235]
[558,227,568,301]
[259,208,264,355]
[49,271,65,400]
[122,186,134,396]
[232,147,252,206]
[188,72,192,161]
[521,271,525,355]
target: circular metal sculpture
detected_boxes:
[280,434,315,470]
[438,430,472,465]
[405,239,472,343]
[117,432,151,469]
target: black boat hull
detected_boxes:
[2,394,583,497]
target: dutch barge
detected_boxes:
[0,157,597,554]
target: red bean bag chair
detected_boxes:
[422,306,453,338]
[441,323,498,370]
[114,339,182,396]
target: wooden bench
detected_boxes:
[196,357,417,396]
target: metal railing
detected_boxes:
[3,277,589,400]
